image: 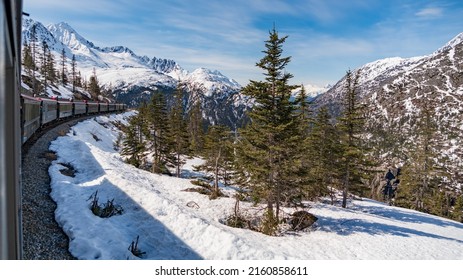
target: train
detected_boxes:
[20,94,127,144]
[2,0,128,259]
[2,0,23,259]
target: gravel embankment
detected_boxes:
[21,119,89,260]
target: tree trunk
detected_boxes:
[176,153,181,178]
[342,167,349,208]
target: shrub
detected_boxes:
[89,191,123,218]
[225,214,248,229]
[260,208,279,236]
[128,235,146,258]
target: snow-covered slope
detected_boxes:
[21,18,247,127]
[314,31,463,191]
[47,112,463,260]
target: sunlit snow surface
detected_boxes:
[48,113,463,260]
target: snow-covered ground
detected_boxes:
[47,112,463,260]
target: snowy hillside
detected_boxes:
[48,113,463,260]
[314,31,463,192]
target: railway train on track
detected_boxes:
[21,94,127,144]
[1,0,126,259]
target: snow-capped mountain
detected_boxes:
[21,18,248,127]
[291,83,331,101]
[314,31,463,191]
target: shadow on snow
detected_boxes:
[53,140,203,260]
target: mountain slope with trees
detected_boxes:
[313,32,463,220]
[21,18,250,127]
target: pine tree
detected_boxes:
[294,84,312,136]
[22,41,34,74]
[452,195,463,223]
[429,189,451,218]
[41,40,49,91]
[308,106,342,203]
[71,54,77,92]
[188,96,205,155]
[30,23,39,95]
[61,48,68,85]
[147,91,172,174]
[396,101,445,212]
[121,114,147,168]
[76,71,83,88]
[168,84,190,177]
[235,27,304,233]
[22,40,40,92]
[88,68,101,99]
[338,69,371,208]
[46,48,57,85]
[200,125,234,199]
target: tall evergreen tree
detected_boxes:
[188,96,205,154]
[235,27,304,234]
[30,24,39,95]
[71,54,77,92]
[46,48,57,85]
[61,48,68,85]
[452,195,463,223]
[22,41,34,74]
[22,40,42,93]
[169,84,190,177]
[41,40,49,91]
[338,69,371,208]
[121,113,147,168]
[396,101,445,212]
[88,68,101,99]
[148,91,172,174]
[308,106,342,203]
[294,84,312,135]
[200,125,234,199]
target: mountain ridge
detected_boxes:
[21,18,249,127]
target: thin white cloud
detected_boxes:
[415,7,443,18]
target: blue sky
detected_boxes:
[24,0,463,86]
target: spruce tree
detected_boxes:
[396,101,445,212]
[61,48,68,85]
[71,54,77,92]
[452,195,463,223]
[188,96,205,155]
[235,27,304,233]
[121,114,147,168]
[308,106,342,203]
[30,24,39,95]
[294,84,312,135]
[200,125,234,199]
[148,91,172,174]
[338,69,371,208]
[88,68,101,99]
[169,84,190,177]
[22,40,39,92]
[41,40,49,91]
[22,41,34,74]
[46,48,57,85]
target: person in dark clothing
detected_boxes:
[385,169,395,181]
[383,169,396,202]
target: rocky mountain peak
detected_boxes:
[47,21,96,51]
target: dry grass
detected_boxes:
[42,151,57,160]
[57,129,69,136]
